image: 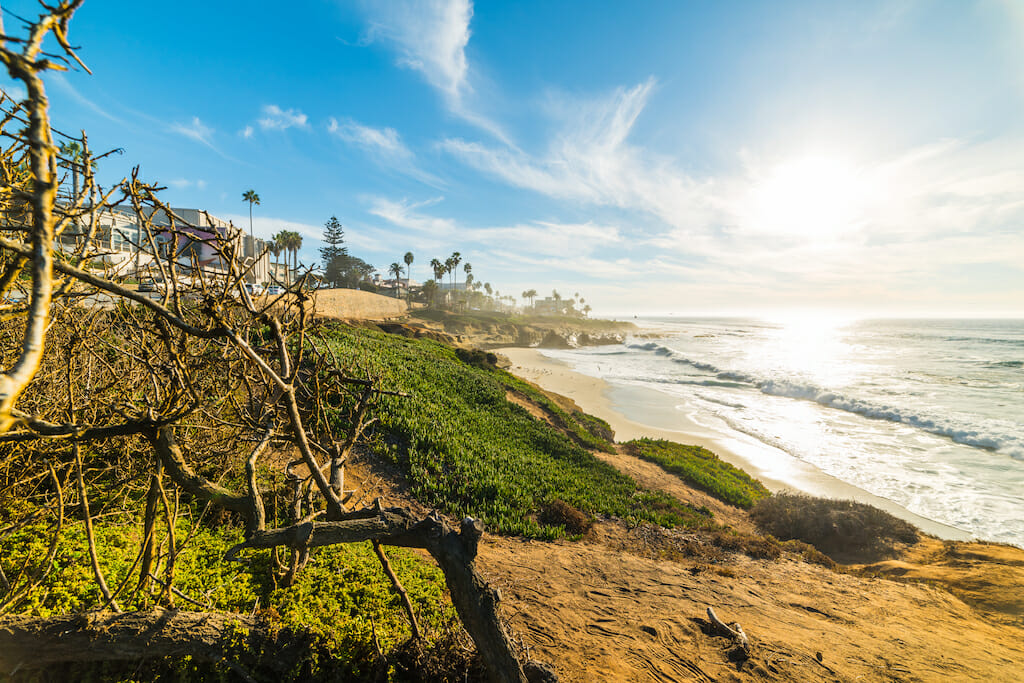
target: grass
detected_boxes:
[323,324,715,538]
[623,438,770,509]
[749,492,920,561]
[0,508,463,680]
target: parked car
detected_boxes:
[265,285,284,296]
[138,276,166,293]
[242,282,265,296]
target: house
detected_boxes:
[57,205,286,285]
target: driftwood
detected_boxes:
[706,606,751,657]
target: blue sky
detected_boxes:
[3,0,1023,316]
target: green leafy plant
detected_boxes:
[623,438,769,509]
[323,325,713,537]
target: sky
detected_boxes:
[2,0,1023,317]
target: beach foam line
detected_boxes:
[498,346,974,542]
[628,340,1022,459]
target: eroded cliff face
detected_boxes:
[403,314,633,349]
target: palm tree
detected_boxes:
[583,304,592,317]
[429,258,445,307]
[449,251,461,291]
[287,231,302,284]
[430,258,444,281]
[388,262,403,297]
[270,234,284,283]
[58,141,91,204]
[403,251,414,300]
[241,190,260,280]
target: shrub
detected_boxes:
[749,492,919,561]
[538,499,594,536]
[454,347,498,370]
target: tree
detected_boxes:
[388,262,404,297]
[0,10,545,681]
[523,289,537,308]
[241,190,260,272]
[280,230,303,285]
[270,233,284,282]
[403,251,414,300]
[448,251,461,292]
[429,258,445,307]
[320,217,347,288]
[58,141,93,205]
[421,279,438,307]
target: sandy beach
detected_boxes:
[499,346,972,541]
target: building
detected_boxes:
[58,205,286,284]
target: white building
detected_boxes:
[58,206,285,284]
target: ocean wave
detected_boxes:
[627,340,1020,457]
[754,379,1016,453]
[985,360,1023,368]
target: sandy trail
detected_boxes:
[478,530,1024,682]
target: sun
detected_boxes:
[744,154,867,240]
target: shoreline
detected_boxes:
[498,346,973,542]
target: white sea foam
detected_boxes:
[562,318,1024,546]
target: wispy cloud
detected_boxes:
[167,178,208,191]
[258,105,308,131]
[442,78,717,229]
[240,125,254,139]
[359,0,507,141]
[170,116,216,148]
[366,195,456,234]
[1,82,26,101]
[365,0,472,103]
[49,73,124,124]
[327,117,443,185]
[328,118,412,162]
[466,221,621,257]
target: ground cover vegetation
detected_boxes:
[321,324,715,539]
[623,438,770,509]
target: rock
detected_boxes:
[537,330,574,349]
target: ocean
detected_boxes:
[538,317,1024,547]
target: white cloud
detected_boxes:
[443,74,1024,307]
[170,117,215,148]
[328,118,412,161]
[466,221,621,257]
[241,125,254,139]
[166,178,207,191]
[443,78,719,231]
[49,73,124,124]
[366,196,456,234]
[258,105,308,131]
[360,1,509,141]
[221,213,384,258]
[366,0,472,103]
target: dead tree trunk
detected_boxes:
[226,507,530,683]
[0,609,286,675]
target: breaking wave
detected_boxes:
[628,341,1021,458]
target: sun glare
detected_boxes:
[745,154,867,240]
